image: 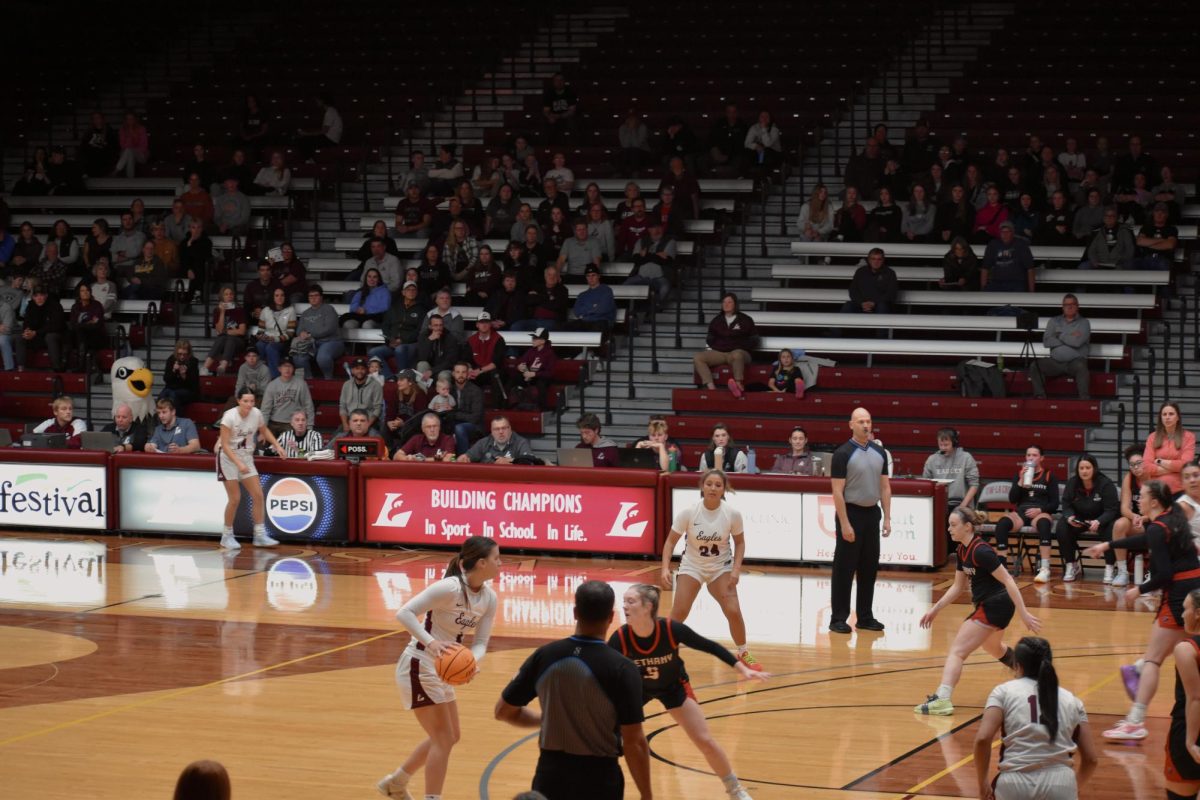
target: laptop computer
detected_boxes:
[557,448,596,468]
[21,432,67,449]
[80,431,118,451]
[617,448,660,469]
[0,429,11,448]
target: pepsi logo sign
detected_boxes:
[266,478,318,534]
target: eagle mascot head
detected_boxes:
[110,356,156,424]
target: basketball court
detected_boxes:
[0,532,1169,798]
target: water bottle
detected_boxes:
[1022,460,1035,486]
[747,446,758,474]
[668,447,679,472]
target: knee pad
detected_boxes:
[1035,517,1052,545]
[998,647,1016,668]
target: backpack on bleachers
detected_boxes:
[955,359,1005,398]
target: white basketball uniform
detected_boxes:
[1178,494,1200,551]
[395,576,497,709]
[216,406,264,480]
[673,501,743,584]
[987,677,1088,800]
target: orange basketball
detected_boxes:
[435,644,477,685]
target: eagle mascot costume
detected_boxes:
[110,356,156,425]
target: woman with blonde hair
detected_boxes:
[796,183,833,242]
[443,219,479,280]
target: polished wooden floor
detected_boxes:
[0,532,1175,799]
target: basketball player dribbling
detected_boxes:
[660,469,763,670]
[377,536,501,800]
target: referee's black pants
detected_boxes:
[533,751,623,800]
[830,503,882,625]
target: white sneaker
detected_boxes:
[728,787,753,800]
[1034,566,1051,583]
[375,775,413,800]
[220,533,241,550]
[1063,562,1079,582]
[1102,720,1148,741]
[1113,571,1129,587]
[1103,565,1114,584]
[252,532,280,547]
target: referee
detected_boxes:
[495,580,653,800]
[828,407,892,634]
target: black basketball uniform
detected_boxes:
[1166,636,1200,782]
[958,536,1015,629]
[609,618,738,709]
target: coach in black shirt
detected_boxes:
[829,407,892,635]
[496,580,653,800]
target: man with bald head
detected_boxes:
[103,402,147,453]
[828,407,892,634]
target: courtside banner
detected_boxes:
[363,477,658,554]
[0,462,107,530]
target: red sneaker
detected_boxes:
[737,649,763,671]
[794,380,806,400]
[727,378,744,399]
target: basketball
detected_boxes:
[436,644,476,685]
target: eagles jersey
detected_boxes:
[398,576,497,666]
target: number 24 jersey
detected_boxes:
[673,501,743,567]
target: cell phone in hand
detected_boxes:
[268,246,283,262]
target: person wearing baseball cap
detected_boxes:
[339,356,383,433]
[15,282,66,371]
[626,219,675,309]
[981,218,1036,292]
[369,279,426,378]
[507,326,558,410]
[467,310,507,403]
[569,264,616,332]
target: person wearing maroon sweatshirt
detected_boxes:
[508,327,558,410]
[693,292,757,398]
[617,198,652,255]
[467,312,506,403]
[32,395,87,448]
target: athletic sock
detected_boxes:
[254,523,267,536]
[998,647,1016,668]
[222,526,234,536]
[736,645,747,655]
[390,769,411,785]
[721,773,740,793]
[1117,561,1128,575]
[424,795,441,800]
[936,684,953,700]
[1039,558,1050,570]
[1128,702,1147,724]
[1135,658,1146,674]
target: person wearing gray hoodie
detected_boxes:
[1080,207,1134,270]
[1031,293,1091,399]
[921,429,981,510]
[213,177,252,236]
[260,358,315,432]
[292,285,344,378]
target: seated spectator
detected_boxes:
[231,347,270,406]
[435,361,483,452]
[626,221,674,306]
[768,347,806,398]
[458,415,532,464]
[10,164,48,196]
[369,280,425,377]
[557,220,602,281]
[545,152,576,193]
[244,261,281,321]
[444,220,480,280]
[487,268,526,327]
[32,395,86,448]
[770,426,817,475]
[651,186,687,236]
[415,314,465,385]
[939,237,980,291]
[113,112,148,177]
[159,339,200,409]
[902,184,935,242]
[204,286,248,375]
[659,156,702,220]
[82,219,113,272]
[420,289,465,337]
[340,357,384,432]
[1133,203,1178,271]
[145,397,201,454]
[962,165,987,209]
[865,187,904,243]
[470,155,503,196]
[212,177,251,237]
[67,282,106,370]
[255,287,296,378]
[585,203,616,262]
[392,182,435,239]
[570,265,616,332]
[1111,445,1146,579]
[545,207,573,254]
[179,218,213,288]
[104,402,148,453]
[981,222,1035,292]
[1033,191,1075,247]
[381,369,428,444]
[744,109,783,174]
[832,186,867,242]
[970,186,1009,244]
[455,181,485,232]
[394,412,456,461]
[466,311,505,398]
[30,242,67,297]
[10,222,43,272]
[128,198,152,237]
[1073,168,1107,210]
[795,184,833,241]
[291,285,343,379]
[412,245,451,304]
[340,268,390,329]
[1072,187,1105,242]
[921,428,980,510]
[1057,137,1087,191]
[221,149,255,195]
[704,102,748,177]
[693,292,756,397]
[88,259,119,319]
[517,225,555,287]
[842,139,884,203]
[537,179,572,227]
[936,144,962,186]
[16,284,65,371]
[111,211,146,271]
[512,266,569,333]
[616,111,652,174]
[261,358,315,435]
[253,151,292,196]
[0,285,13,371]
[1080,207,1134,270]
[542,72,579,143]
[271,242,308,303]
[842,248,898,315]
[506,327,557,410]
[1055,454,1120,584]
[519,154,543,196]
[294,95,343,163]
[617,198,652,255]
[462,246,502,307]
[902,118,940,176]
[330,408,387,452]
[400,151,431,194]
[614,182,644,220]
[1151,165,1184,221]
[484,184,519,238]
[998,165,1027,211]
[79,111,117,177]
[1113,172,1153,225]
[150,222,179,274]
[179,173,215,232]
[573,412,618,467]
[634,417,684,472]
[272,409,324,457]
[182,144,217,190]
[1010,192,1039,241]
[427,144,464,196]
[354,222,398,263]
[1110,135,1157,202]
[697,423,748,472]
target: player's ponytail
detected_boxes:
[1014,636,1059,740]
[949,506,987,530]
[631,583,661,617]
[444,535,498,585]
